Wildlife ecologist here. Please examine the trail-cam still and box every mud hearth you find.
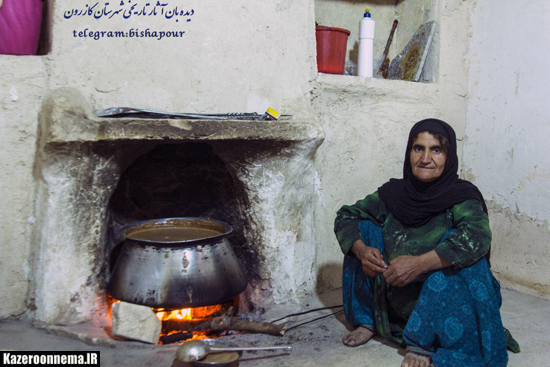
[30,88,324,325]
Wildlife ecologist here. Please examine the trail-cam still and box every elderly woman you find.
[334,119,518,367]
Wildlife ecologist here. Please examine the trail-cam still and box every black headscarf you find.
[378,118,487,227]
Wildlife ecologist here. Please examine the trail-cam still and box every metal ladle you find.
[175,340,292,362]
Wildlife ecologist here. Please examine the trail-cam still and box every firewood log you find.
[162,316,285,336]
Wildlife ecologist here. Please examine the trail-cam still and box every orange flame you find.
[154,304,224,322]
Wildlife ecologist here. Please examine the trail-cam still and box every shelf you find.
[41,88,324,145]
[314,72,437,100]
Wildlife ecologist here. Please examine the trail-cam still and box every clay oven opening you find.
[104,143,254,341]
[105,143,253,293]
[106,143,245,253]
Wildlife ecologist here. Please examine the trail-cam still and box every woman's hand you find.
[383,251,452,287]
[351,239,388,277]
[383,256,424,287]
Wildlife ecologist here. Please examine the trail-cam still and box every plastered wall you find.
[463,0,550,297]
[1,0,318,319]
[0,58,47,318]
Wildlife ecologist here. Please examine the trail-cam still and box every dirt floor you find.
[0,288,548,367]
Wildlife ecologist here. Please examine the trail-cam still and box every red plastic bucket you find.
[315,25,350,74]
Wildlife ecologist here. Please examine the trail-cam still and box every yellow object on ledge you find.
[266,107,281,120]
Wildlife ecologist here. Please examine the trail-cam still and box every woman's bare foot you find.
[401,352,431,367]
[342,326,374,347]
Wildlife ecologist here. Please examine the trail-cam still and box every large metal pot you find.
[107,217,247,309]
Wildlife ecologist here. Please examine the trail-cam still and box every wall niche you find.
[314,0,439,82]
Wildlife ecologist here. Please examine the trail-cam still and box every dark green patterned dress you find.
[335,191,491,322]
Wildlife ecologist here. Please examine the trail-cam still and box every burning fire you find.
[109,299,233,344]
[155,308,192,321]
[154,304,224,322]
[153,304,227,342]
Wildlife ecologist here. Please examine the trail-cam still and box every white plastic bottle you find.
[357,8,375,77]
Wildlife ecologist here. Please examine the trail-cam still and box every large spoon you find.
[175,339,292,362]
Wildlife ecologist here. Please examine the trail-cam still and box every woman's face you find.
[409,132,447,182]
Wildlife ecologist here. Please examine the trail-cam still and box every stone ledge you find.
[40,88,324,145]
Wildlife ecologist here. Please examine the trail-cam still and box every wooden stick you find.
[377,20,399,78]
[162,316,286,336]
